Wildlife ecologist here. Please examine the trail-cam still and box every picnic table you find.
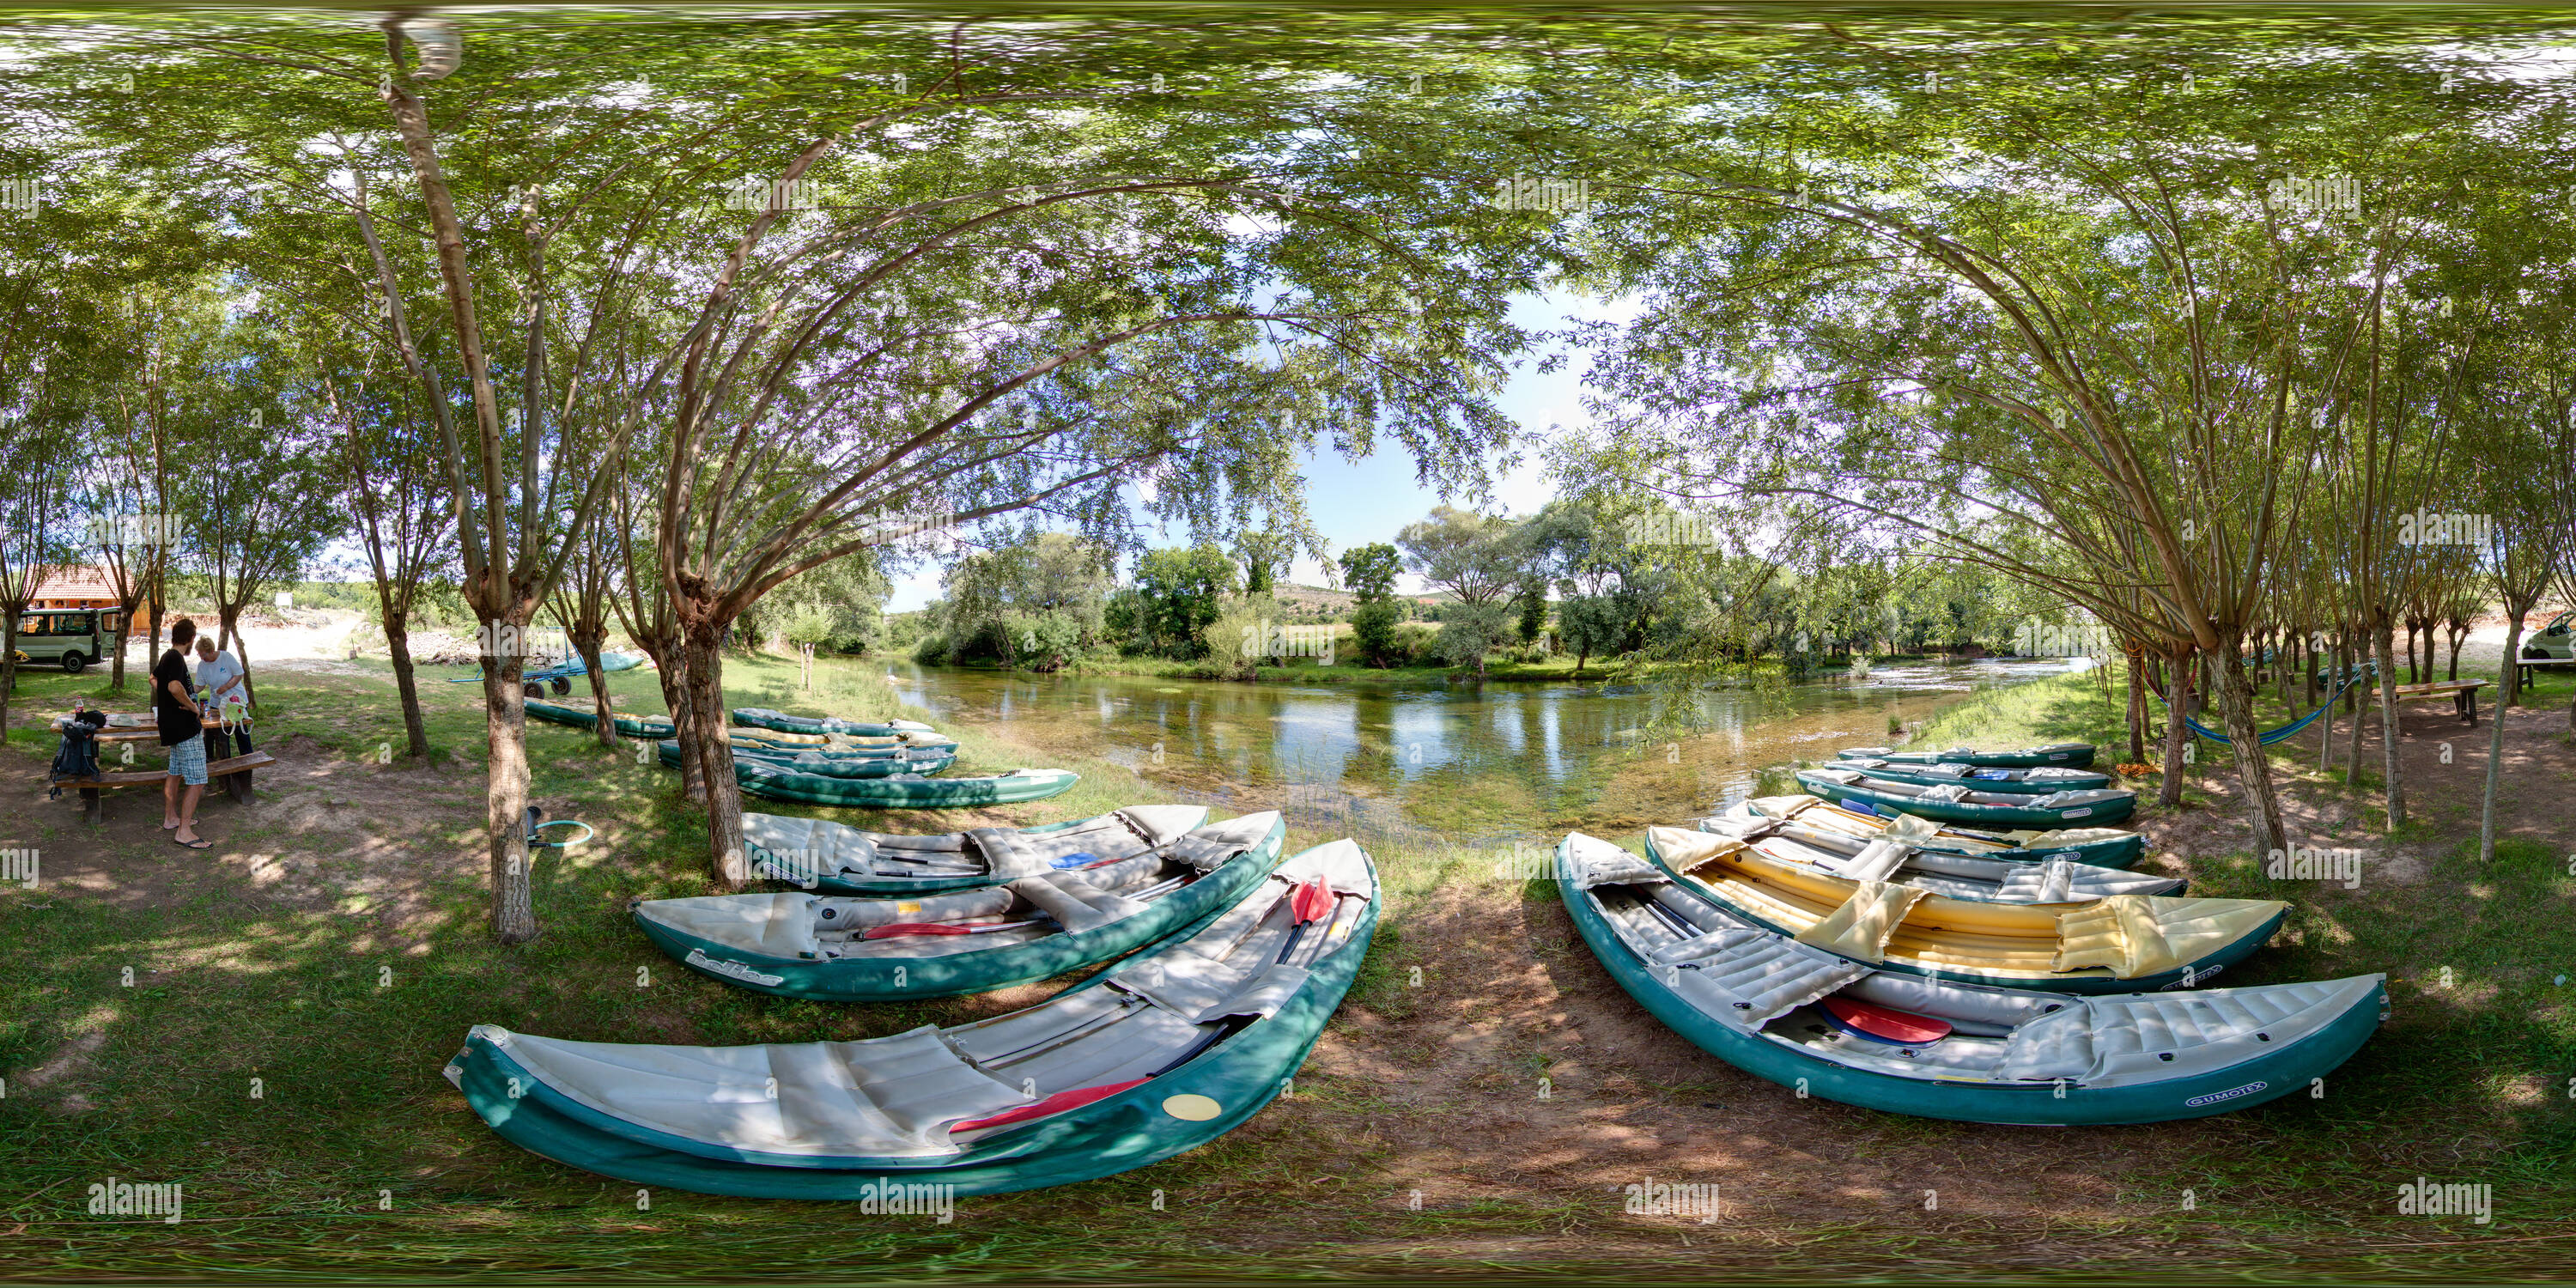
[48,712,277,823]
[2390,678,2488,727]
[2511,657,2576,690]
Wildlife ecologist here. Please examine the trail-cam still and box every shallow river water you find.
[879,658,2087,848]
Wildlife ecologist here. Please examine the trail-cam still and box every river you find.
[874,658,2087,848]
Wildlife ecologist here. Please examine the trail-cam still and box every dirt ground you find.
[16,683,2573,1271]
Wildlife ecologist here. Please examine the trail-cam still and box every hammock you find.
[2154,664,2375,745]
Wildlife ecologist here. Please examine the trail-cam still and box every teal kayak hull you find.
[659,739,957,784]
[636,817,1286,1000]
[742,762,1078,808]
[1553,837,2384,1126]
[1797,770,2136,827]
[746,808,1212,896]
[526,698,675,739]
[733,708,939,738]
[1838,743,2098,769]
[445,845,1379,1196]
[1826,762,2115,794]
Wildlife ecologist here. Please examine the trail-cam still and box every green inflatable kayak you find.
[1716,795,2147,869]
[1797,767,2136,826]
[1838,741,2098,769]
[744,805,1213,894]
[1695,814,2182,902]
[733,707,940,738]
[525,698,676,739]
[737,765,1078,809]
[443,837,1379,1196]
[635,812,1285,1000]
[657,739,957,784]
[1820,758,2114,795]
[1555,832,2385,1125]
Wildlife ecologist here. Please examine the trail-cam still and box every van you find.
[15,609,109,673]
[2525,609,2574,661]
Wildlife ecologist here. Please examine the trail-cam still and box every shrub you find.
[911,632,951,665]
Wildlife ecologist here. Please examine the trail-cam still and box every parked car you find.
[14,609,109,673]
[2524,608,2573,661]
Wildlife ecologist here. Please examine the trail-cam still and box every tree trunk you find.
[477,635,538,945]
[2213,641,2288,862]
[0,622,16,743]
[2124,641,2147,762]
[2372,622,2407,831]
[575,631,619,750]
[642,635,705,804]
[110,597,137,692]
[2159,654,2190,807]
[683,621,750,887]
[2480,614,2523,863]
[385,611,431,759]
[217,605,258,708]
[2445,627,2463,681]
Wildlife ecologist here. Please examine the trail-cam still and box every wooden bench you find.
[60,752,276,823]
[2511,657,2576,690]
[2391,678,2488,726]
[48,712,277,822]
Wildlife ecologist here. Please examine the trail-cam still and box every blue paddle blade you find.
[1048,851,1102,870]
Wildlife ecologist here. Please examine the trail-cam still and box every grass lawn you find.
[0,650,2569,1278]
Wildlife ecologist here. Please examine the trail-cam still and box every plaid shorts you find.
[166,733,208,787]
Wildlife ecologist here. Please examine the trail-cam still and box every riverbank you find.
[1030,649,1951,684]
[2,653,2567,1277]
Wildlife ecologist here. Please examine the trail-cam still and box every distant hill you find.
[1273,582,1454,613]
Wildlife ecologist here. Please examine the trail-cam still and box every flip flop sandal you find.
[173,837,211,850]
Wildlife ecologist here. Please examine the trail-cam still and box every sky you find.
[883,289,1631,611]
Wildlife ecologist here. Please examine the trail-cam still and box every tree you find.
[1233,530,1291,596]
[1134,546,1238,658]
[942,533,1109,670]
[1336,543,1402,666]
[318,349,452,759]
[1396,507,1522,608]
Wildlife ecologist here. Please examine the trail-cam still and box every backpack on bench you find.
[48,709,108,799]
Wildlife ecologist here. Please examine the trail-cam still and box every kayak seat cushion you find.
[1646,924,1869,1028]
[1916,784,1971,803]
[1005,872,1151,933]
[1821,995,1954,1045]
[1835,838,1911,884]
[2054,895,2287,977]
[1880,812,1942,842]
[969,828,1062,879]
[1793,879,1931,963]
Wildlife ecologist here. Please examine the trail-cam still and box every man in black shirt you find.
[156,617,210,848]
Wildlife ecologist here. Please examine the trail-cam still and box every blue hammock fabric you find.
[2155,665,2375,745]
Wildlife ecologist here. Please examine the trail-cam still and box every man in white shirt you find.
[194,634,252,755]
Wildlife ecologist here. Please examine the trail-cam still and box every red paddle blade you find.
[1290,875,1335,925]
[1821,995,1954,1044]
[950,1078,1151,1133]
[862,921,976,939]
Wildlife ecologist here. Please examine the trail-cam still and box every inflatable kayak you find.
[738,764,1078,809]
[1555,832,2384,1125]
[1838,741,2097,769]
[1797,767,2136,826]
[744,806,1212,894]
[1820,758,2114,795]
[1715,795,2146,869]
[1696,815,2182,902]
[1639,827,2285,993]
[445,837,1378,1196]
[658,740,957,782]
[525,698,675,739]
[734,708,939,738]
[635,812,1285,1000]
